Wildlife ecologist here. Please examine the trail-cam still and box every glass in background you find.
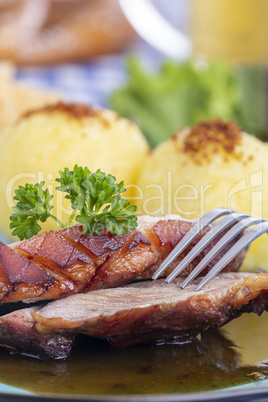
[191,0,268,139]
[191,0,268,64]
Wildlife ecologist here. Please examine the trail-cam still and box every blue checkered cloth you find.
[15,41,163,107]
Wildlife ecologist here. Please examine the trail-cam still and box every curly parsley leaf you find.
[9,182,54,240]
[10,166,138,240]
[57,165,138,236]
[55,165,90,208]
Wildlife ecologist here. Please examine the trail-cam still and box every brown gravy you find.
[0,312,267,397]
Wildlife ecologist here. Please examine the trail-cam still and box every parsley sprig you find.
[10,165,138,240]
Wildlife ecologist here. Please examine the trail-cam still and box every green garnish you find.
[110,57,256,147]
[10,182,56,240]
[10,165,137,240]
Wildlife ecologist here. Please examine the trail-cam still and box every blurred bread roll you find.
[0,0,136,65]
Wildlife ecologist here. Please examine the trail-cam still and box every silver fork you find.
[152,208,268,291]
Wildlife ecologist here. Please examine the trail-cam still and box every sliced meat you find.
[0,306,74,359]
[33,272,268,349]
[0,238,96,303]
[83,231,154,291]
[0,215,246,303]
[0,226,155,303]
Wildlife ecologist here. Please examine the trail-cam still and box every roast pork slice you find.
[33,272,268,349]
[0,215,246,303]
[0,226,155,303]
[0,306,74,359]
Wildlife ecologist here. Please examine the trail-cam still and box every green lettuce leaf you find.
[109,57,253,147]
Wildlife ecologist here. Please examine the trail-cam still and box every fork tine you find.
[152,208,233,280]
[164,212,248,284]
[180,216,263,289]
[194,220,268,292]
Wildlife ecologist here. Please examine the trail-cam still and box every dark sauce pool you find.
[0,312,267,398]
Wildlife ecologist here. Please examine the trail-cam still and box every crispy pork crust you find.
[0,226,155,303]
[33,273,268,349]
[0,216,246,303]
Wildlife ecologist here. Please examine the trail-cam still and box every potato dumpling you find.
[136,119,268,271]
[0,62,59,133]
[0,102,149,238]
